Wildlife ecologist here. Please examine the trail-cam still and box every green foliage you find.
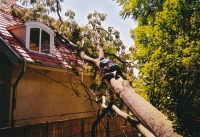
[114,0,166,25]
[20,0,62,13]
[127,0,200,135]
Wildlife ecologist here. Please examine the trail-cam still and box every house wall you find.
[12,65,98,126]
[0,54,13,128]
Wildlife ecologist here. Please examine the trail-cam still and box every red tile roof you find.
[0,9,84,69]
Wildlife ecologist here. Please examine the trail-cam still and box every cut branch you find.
[79,51,100,68]
[101,95,155,137]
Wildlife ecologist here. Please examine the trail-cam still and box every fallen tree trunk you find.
[110,77,181,137]
[75,41,182,136]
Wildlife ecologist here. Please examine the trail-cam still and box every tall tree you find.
[117,0,200,136]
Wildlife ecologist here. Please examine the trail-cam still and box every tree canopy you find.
[115,0,165,25]
[115,0,200,136]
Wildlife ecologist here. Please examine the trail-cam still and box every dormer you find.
[25,21,54,54]
[7,21,54,55]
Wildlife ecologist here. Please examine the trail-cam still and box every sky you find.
[53,0,137,47]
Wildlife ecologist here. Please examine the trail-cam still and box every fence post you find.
[106,119,110,137]
[81,119,84,137]
[24,125,27,137]
[45,121,48,137]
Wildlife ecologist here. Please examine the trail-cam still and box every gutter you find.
[11,62,26,127]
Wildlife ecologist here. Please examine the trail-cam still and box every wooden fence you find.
[0,116,139,137]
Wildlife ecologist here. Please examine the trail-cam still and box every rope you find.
[81,39,84,82]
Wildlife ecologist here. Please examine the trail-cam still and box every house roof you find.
[0,8,84,70]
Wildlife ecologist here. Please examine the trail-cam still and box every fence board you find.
[0,116,139,137]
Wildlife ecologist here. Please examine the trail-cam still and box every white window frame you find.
[25,21,54,54]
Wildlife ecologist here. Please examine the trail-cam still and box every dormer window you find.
[25,21,54,54]
[30,28,50,53]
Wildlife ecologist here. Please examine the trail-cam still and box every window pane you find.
[30,28,40,52]
[41,30,50,53]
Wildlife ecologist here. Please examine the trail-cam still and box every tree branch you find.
[56,0,63,28]
[101,95,155,137]
[104,52,132,64]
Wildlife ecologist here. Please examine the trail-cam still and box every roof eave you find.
[26,63,91,75]
[7,24,25,30]
[0,36,21,64]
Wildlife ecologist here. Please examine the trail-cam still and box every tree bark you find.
[110,77,182,137]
